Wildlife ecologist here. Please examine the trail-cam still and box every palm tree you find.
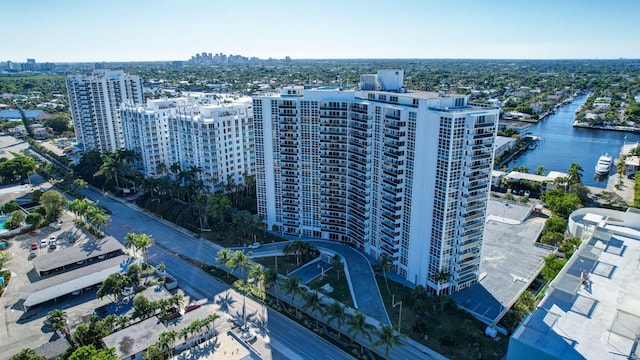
[11,348,45,360]
[325,302,346,340]
[215,249,232,278]
[346,311,376,353]
[67,198,87,221]
[302,290,323,327]
[136,233,154,267]
[567,162,584,184]
[124,232,154,266]
[371,324,403,360]
[435,270,451,296]
[226,250,250,280]
[332,254,343,281]
[264,268,280,304]
[97,153,119,188]
[283,239,309,266]
[377,253,393,295]
[169,162,181,180]
[226,250,252,328]
[124,232,139,257]
[193,192,209,230]
[281,276,305,315]
[169,294,183,310]
[156,162,167,176]
[553,175,569,191]
[87,210,109,234]
[248,264,266,293]
[535,166,545,175]
[47,309,71,344]
[115,315,130,330]
[204,313,220,335]
[157,330,177,357]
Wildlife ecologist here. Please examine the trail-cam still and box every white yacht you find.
[595,154,613,176]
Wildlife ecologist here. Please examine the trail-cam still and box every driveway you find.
[251,239,390,326]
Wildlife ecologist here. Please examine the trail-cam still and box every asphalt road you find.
[79,188,354,360]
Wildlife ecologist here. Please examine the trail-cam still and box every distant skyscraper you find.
[253,70,499,293]
[120,95,255,192]
[66,70,143,153]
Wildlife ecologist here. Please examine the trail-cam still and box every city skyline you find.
[3,0,640,62]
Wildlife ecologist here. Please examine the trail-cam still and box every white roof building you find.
[121,95,255,192]
[507,207,640,360]
[253,70,500,293]
[66,70,143,153]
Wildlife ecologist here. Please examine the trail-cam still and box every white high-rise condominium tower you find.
[66,70,143,153]
[120,96,255,192]
[254,70,499,293]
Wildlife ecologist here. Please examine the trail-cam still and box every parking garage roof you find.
[21,255,135,308]
[33,236,124,275]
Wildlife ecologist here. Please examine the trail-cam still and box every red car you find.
[30,242,38,250]
[184,302,201,312]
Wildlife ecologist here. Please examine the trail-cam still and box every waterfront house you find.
[498,120,532,136]
[494,136,517,158]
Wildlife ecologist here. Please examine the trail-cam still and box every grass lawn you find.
[254,255,300,276]
[307,267,354,308]
[378,277,508,360]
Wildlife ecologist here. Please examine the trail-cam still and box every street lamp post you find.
[392,293,403,334]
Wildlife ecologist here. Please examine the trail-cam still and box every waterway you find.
[507,95,640,188]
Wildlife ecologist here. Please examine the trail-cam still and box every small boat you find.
[595,154,613,176]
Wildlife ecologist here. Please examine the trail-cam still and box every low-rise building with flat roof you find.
[499,119,532,136]
[32,236,124,276]
[494,136,517,158]
[103,317,166,360]
[33,338,70,360]
[507,207,640,360]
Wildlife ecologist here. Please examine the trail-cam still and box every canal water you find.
[507,95,640,188]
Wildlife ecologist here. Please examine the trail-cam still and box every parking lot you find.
[0,209,115,357]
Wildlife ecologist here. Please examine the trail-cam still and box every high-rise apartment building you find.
[254,70,499,293]
[66,70,143,153]
[120,96,255,192]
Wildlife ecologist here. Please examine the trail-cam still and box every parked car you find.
[40,239,48,248]
[248,242,261,249]
[30,242,38,250]
[184,302,201,312]
[29,250,37,258]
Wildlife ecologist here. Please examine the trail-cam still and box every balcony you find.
[459,239,482,252]
[461,256,481,267]
[463,221,483,233]
[458,251,480,261]
[461,227,483,240]
[465,210,485,221]
[474,121,495,129]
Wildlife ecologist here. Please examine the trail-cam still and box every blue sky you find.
[3,0,639,62]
